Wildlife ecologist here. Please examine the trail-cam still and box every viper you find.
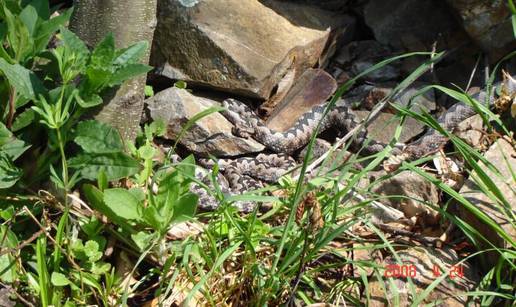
[180,74,515,212]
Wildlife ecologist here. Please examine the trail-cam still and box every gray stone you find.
[355,111,426,145]
[447,0,516,59]
[152,0,352,99]
[371,170,440,219]
[334,40,400,82]
[0,286,15,307]
[351,61,400,82]
[458,138,516,264]
[455,114,483,148]
[364,0,458,49]
[351,82,436,144]
[368,247,479,306]
[146,87,264,156]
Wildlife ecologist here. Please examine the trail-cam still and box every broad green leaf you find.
[175,154,196,180]
[82,184,135,234]
[97,170,108,191]
[74,120,124,153]
[19,4,38,36]
[142,205,162,230]
[90,32,115,68]
[148,119,166,137]
[138,144,155,160]
[108,63,152,86]
[3,5,32,61]
[75,93,102,108]
[0,206,15,220]
[51,272,71,287]
[0,44,12,63]
[90,261,110,275]
[0,226,18,282]
[59,25,88,57]
[155,171,181,212]
[128,187,146,202]
[11,108,35,131]
[0,151,22,188]
[68,152,140,181]
[0,58,45,100]
[28,0,50,20]
[103,188,142,221]
[79,217,103,238]
[85,66,113,91]
[171,193,198,224]
[0,123,30,159]
[114,41,148,65]
[70,271,102,293]
[131,231,157,251]
[1,138,30,160]
[0,122,11,145]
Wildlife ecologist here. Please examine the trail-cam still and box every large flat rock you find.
[457,138,516,264]
[151,0,352,99]
[146,87,264,156]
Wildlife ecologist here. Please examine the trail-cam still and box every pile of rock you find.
[147,0,514,157]
[144,2,515,304]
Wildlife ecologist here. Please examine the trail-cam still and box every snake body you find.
[184,76,514,212]
[222,98,390,155]
[395,77,514,163]
[181,154,296,212]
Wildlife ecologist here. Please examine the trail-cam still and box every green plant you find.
[0,2,151,193]
[0,1,155,305]
[0,0,515,305]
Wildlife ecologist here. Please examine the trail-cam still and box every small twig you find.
[0,228,45,257]
[465,54,482,92]
[430,39,438,73]
[351,191,409,224]
[6,86,16,129]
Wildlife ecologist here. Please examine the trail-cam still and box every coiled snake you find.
[182,75,515,212]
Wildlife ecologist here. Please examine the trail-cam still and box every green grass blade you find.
[184,242,241,304]
[37,235,50,307]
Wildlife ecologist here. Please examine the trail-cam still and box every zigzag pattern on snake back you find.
[174,153,297,212]
[222,98,393,155]
[177,74,514,212]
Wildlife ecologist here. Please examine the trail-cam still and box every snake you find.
[180,74,515,212]
[169,153,296,212]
